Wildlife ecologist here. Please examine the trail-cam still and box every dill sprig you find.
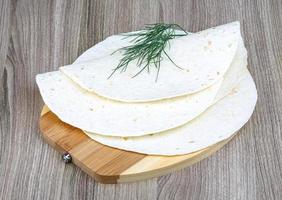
[108,23,188,80]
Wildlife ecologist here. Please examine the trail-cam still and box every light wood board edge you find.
[118,136,234,183]
[40,105,237,183]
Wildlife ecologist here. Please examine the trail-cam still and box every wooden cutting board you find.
[40,105,235,184]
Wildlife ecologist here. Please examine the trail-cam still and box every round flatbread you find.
[36,32,246,137]
[36,72,222,137]
[86,70,257,155]
[60,22,241,102]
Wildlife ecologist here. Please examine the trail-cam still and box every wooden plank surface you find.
[0,0,281,199]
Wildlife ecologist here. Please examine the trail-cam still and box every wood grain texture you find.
[0,0,281,199]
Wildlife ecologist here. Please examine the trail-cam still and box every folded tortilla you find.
[60,22,241,102]
[85,69,257,155]
[36,36,246,137]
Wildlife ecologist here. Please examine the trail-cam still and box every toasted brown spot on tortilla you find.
[208,40,212,46]
[230,88,238,95]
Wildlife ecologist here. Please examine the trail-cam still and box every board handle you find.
[62,152,72,163]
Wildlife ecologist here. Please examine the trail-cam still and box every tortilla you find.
[60,21,241,102]
[36,72,222,137]
[85,69,257,155]
[36,32,246,137]
[73,30,186,64]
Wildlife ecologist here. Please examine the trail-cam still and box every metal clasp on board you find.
[62,152,72,163]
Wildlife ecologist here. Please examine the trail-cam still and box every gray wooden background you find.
[0,0,281,199]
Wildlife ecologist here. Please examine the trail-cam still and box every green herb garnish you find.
[108,23,188,81]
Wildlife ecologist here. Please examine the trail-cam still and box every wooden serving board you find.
[40,105,235,184]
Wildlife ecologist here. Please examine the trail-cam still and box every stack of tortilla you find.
[36,21,257,156]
